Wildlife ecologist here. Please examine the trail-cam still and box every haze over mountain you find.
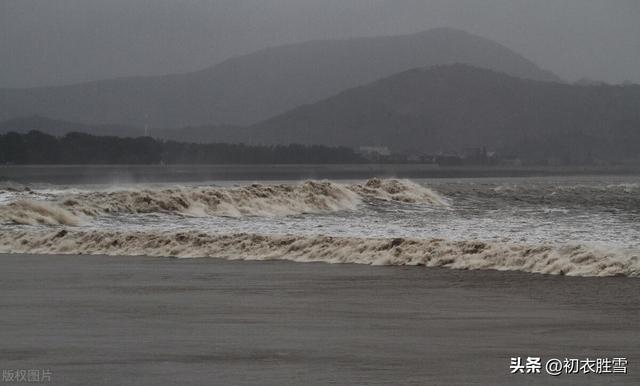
[0,116,239,144]
[0,28,559,128]
[0,117,140,138]
[4,64,638,164]
[3,0,639,87]
[248,64,640,162]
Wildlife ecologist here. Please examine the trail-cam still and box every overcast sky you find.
[1,0,639,87]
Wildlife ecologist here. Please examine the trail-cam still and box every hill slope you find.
[250,64,640,162]
[0,28,559,128]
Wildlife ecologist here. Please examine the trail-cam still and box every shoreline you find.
[2,164,640,184]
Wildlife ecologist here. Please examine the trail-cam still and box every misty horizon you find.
[2,0,639,88]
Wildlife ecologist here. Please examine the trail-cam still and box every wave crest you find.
[1,229,637,277]
[0,179,446,225]
[61,180,363,218]
[350,178,449,205]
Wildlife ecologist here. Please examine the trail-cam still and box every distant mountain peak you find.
[414,26,472,35]
[250,63,640,162]
[0,28,560,128]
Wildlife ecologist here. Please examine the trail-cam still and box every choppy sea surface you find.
[1,175,639,277]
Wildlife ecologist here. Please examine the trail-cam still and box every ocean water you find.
[1,175,639,277]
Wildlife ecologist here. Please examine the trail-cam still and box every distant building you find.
[357,146,392,162]
[358,146,391,157]
[498,154,522,167]
[461,147,489,165]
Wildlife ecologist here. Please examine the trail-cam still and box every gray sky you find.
[1,0,639,87]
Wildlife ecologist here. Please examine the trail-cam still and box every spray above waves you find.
[1,229,637,278]
[0,179,448,225]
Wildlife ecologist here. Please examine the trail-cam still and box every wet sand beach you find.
[1,254,638,385]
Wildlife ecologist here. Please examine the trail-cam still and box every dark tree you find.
[0,131,366,165]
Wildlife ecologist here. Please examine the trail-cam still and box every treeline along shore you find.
[3,130,640,168]
[0,131,366,165]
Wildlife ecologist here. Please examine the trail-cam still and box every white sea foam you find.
[0,179,447,225]
[1,229,637,278]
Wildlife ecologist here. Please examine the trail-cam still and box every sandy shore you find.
[0,254,638,385]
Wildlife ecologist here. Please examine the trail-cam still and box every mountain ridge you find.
[247,64,640,162]
[3,64,638,164]
[0,28,560,128]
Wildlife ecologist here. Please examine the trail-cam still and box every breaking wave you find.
[1,229,637,278]
[351,178,449,206]
[0,179,447,225]
[0,201,85,226]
